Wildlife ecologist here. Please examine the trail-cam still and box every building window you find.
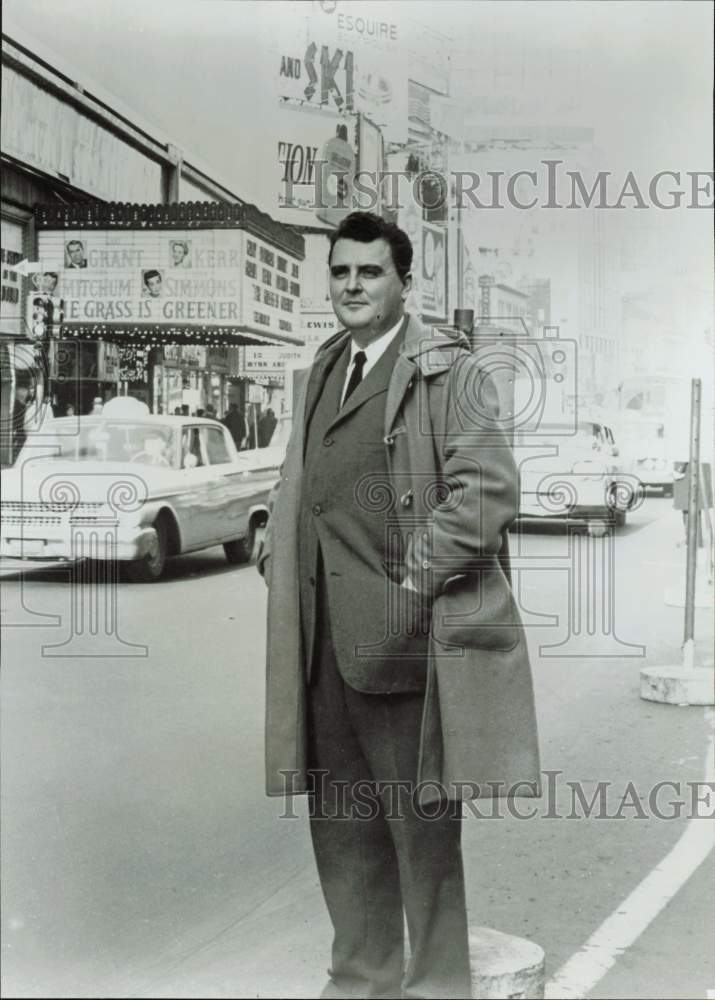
[1,213,30,338]
[259,246,275,267]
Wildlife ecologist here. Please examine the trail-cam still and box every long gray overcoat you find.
[259,314,540,802]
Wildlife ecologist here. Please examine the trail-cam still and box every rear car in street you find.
[515,420,638,533]
[613,418,675,496]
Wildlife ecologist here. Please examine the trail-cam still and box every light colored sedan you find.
[1,410,284,582]
[515,420,638,533]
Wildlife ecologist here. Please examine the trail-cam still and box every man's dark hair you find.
[67,240,84,252]
[143,269,161,285]
[328,212,413,284]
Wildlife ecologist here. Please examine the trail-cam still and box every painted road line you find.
[545,728,715,1000]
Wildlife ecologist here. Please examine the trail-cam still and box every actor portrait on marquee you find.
[141,268,164,297]
[65,239,87,268]
[170,239,192,268]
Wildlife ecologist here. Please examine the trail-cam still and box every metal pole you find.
[683,378,702,666]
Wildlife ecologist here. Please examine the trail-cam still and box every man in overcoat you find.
[259,212,540,999]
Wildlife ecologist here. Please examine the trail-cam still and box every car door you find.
[196,424,245,544]
[204,425,283,544]
[175,424,215,548]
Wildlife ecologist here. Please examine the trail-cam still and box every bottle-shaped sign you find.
[316,124,355,228]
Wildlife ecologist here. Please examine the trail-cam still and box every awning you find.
[57,323,305,349]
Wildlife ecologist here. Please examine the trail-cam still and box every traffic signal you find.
[28,295,53,342]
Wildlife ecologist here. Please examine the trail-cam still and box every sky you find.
[3,0,712,206]
[3,0,713,331]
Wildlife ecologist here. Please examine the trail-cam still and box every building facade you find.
[0,29,305,463]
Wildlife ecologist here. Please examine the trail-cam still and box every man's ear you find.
[401,273,412,299]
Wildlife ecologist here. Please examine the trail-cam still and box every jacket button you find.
[323,437,333,447]
[309,576,316,587]
[383,434,394,445]
[312,503,323,516]
[400,490,413,507]
[422,560,432,570]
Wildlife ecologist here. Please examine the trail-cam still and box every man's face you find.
[146,275,162,297]
[68,243,84,265]
[329,238,410,344]
[171,243,185,264]
[41,274,58,294]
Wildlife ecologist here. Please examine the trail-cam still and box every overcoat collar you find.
[306,312,470,437]
[302,334,349,434]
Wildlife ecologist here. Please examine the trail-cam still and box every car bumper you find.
[0,524,157,562]
[519,478,612,518]
[638,474,673,489]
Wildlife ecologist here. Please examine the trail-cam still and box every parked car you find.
[1,409,285,581]
[515,420,636,532]
[612,419,674,496]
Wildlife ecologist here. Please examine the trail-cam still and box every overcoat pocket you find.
[431,562,519,652]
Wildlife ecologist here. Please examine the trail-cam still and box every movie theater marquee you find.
[34,202,305,347]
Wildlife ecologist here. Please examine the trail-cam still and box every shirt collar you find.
[348,316,405,367]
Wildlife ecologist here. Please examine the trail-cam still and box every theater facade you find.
[1,28,304,461]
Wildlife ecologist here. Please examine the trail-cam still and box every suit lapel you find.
[303,334,350,435]
[328,318,408,432]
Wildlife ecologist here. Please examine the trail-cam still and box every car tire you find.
[125,515,169,582]
[224,521,265,565]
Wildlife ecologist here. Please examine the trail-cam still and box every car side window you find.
[181,427,204,467]
[204,426,232,465]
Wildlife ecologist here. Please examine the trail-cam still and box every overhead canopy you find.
[34,200,306,349]
[58,323,306,349]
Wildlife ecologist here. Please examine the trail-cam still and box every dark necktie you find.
[342,350,366,405]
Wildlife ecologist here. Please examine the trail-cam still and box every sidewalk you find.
[128,510,713,1000]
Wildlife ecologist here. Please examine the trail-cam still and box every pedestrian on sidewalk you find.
[258,212,540,1000]
[222,402,246,450]
[11,369,34,464]
[257,407,277,447]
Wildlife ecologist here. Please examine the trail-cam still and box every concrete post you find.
[469,925,545,999]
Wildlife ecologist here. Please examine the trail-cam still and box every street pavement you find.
[1,497,713,999]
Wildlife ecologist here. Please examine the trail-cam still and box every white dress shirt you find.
[340,317,404,406]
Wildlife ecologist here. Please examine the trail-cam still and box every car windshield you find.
[514,422,603,450]
[615,423,666,454]
[19,420,180,468]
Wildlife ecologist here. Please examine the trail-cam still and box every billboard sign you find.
[420,223,447,322]
[275,4,407,144]
[241,344,312,378]
[36,227,303,343]
[277,109,349,222]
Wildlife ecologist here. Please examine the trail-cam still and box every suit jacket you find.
[298,321,431,692]
[260,313,541,802]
